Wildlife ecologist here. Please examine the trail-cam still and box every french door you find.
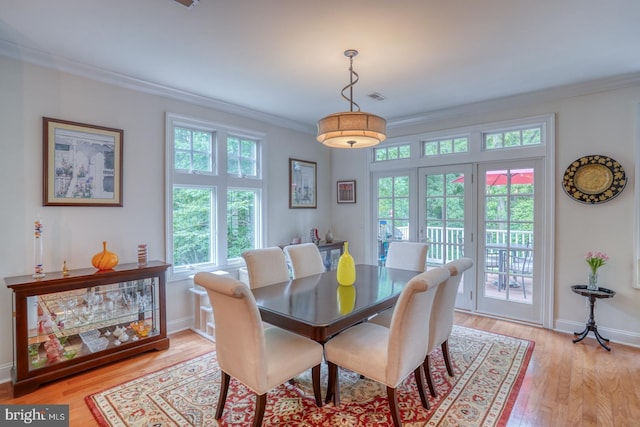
[418,165,474,310]
[475,160,543,323]
[417,161,544,323]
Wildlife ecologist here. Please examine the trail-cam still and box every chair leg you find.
[442,340,454,377]
[414,365,430,410]
[311,364,322,407]
[325,361,338,405]
[423,355,437,397]
[215,371,230,419]
[387,386,402,427]
[252,393,267,427]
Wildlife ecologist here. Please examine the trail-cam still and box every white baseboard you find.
[0,362,12,385]
[167,316,194,335]
[554,318,640,349]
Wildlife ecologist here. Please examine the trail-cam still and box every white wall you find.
[330,85,640,346]
[3,52,640,386]
[0,55,329,383]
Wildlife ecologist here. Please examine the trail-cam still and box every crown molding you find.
[3,39,639,135]
[0,39,315,134]
[387,72,640,129]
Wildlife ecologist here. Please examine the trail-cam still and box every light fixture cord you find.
[341,54,360,113]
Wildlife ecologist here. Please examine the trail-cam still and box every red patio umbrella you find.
[453,168,533,185]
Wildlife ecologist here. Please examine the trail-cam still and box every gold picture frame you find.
[43,117,123,206]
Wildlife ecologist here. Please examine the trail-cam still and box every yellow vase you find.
[336,242,356,286]
[337,285,356,314]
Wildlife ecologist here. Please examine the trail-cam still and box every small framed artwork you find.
[43,117,123,206]
[289,158,317,208]
[337,180,357,204]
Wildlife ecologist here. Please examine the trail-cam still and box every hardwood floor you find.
[1,312,639,426]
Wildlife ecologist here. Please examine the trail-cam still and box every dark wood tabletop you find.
[251,264,420,343]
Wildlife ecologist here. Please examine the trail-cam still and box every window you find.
[166,113,264,280]
[374,144,411,162]
[422,137,468,157]
[484,126,541,150]
[376,174,411,264]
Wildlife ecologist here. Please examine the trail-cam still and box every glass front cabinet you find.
[4,261,170,397]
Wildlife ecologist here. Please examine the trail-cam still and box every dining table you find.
[251,264,421,343]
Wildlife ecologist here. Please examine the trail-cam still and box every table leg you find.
[572,326,589,343]
[593,326,611,351]
[572,295,611,351]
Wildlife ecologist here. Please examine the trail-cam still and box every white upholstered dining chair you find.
[369,257,474,397]
[241,247,290,288]
[283,243,325,279]
[323,267,450,427]
[194,272,324,427]
[384,241,429,272]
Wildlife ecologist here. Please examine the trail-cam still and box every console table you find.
[279,241,345,271]
[571,284,615,351]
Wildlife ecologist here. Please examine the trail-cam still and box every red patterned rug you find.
[86,326,533,426]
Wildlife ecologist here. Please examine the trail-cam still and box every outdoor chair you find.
[509,250,532,299]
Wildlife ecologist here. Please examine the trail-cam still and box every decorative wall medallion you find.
[562,155,626,204]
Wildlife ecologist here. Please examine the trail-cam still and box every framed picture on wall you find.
[289,158,317,208]
[337,180,356,204]
[43,117,123,206]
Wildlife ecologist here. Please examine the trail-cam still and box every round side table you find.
[571,285,615,351]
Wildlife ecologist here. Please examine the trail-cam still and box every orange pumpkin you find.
[92,241,119,270]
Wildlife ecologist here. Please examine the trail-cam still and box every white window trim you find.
[368,113,555,328]
[165,112,266,281]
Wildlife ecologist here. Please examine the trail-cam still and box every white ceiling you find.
[2,0,640,133]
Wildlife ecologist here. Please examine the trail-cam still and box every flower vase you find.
[587,271,598,291]
[33,220,45,279]
[336,242,356,286]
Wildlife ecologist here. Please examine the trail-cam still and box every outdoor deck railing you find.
[381,226,532,264]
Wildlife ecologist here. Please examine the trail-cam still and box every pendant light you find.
[317,49,386,148]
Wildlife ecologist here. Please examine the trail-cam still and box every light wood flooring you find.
[1,312,639,426]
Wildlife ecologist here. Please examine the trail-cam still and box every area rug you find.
[86,326,533,426]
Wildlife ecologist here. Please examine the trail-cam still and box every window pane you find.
[388,147,399,160]
[192,153,210,171]
[394,198,410,218]
[375,148,387,161]
[378,198,393,217]
[228,137,258,177]
[174,127,191,150]
[423,141,438,156]
[378,177,393,197]
[227,189,257,259]
[440,139,453,154]
[173,187,213,267]
[454,137,468,152]
[486,133,502,149]
[523,128,541,145]
[399,145,411,158]
[192,131,212,152]
[175,152,191,170]
[394,176,409,197]
[504,131,521,147]
[174,127,212,172]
